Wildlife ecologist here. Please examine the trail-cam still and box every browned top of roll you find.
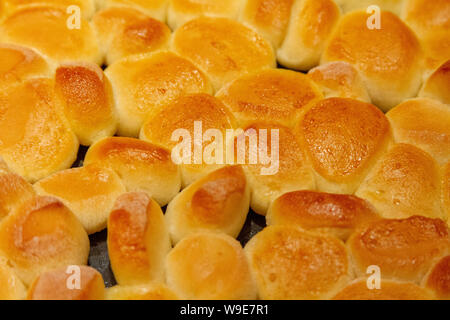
[387,98,450,165]
[0,170,35,220]
[298,98,391,183]
[323,11,421,83]
[0,43,52,83]
[348,216,450,283]
[140,93,236,150]
[245,226,350,299]
[424,255,450,299]
[0,5,101,63]
[172,16,275,91]
[333,279,435,300]
[27,266,105,300]
[0,196,90,285]
[268,191,379,230]
[216,69,322,128]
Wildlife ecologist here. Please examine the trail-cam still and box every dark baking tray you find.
[74,146,266,288]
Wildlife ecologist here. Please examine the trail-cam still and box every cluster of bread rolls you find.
[0,0,448,300]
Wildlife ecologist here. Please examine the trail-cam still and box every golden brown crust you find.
[105,51,212,137]
[267,191,379,240]
[387,98,450,166]
[140,93,236,187]
[140,93,236,151]
[322,11,422,111]
[0,170,35,221]
[241,122,315,215]
[0,5,101,64]
[106,284,179,300]
[348,216,450,283]
[108,192,171,285]
[171,17,276,91]
[419,60,450,105]
[165,166,250,244]
[166,232,257,300]
[278,0,341,70]
[0,196,90,285]
[27,266,105,300]
[297,98,391,194]
[245,226,351,300]
[100,0,168,21]
[0,78,79,182]
[333,279,435,300]
[55,62,117,146]
[216,69,323,128]
[0,43,53,84]
[84,137,181,206]
[168,0,243,30]
[93,7,171,65]
[402,0,450,71]
[308,61,371,102]
[356,144,444,220]
[239,0,294,48]
[423,255,450,300]
[34,164,126,234]
[3,0,96,18]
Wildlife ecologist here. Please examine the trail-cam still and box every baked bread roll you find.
[106,284,178,300]
[0,5,101,64]
[241,122,315,215]
[140,93,236,187]
[84,137,181,206]
[419,60,450,106]
[239,0,294,49]
[322,11,423,111]
[171,17,276,91]
[333,279,435,300]
[245,226,351,300]
[216,69,323,128]
[34,164,126,235]
[402,0,450,72]
[334,0,404,15]
[277,0,341,71]
[0,256,27,300]
[0,43,53,85]
[166,232,257,300]
[0,78,79,182]
[0,167,35,222]
[356,143,444,220]
[105,51,212,137]
[267,191,379,241]
[0,196,90,285]
[348,216,450,284]
[296,98,392,194]
[55,62,117,146]
[423,255,450,300]
[108,192,171,285]
[27,266,105,300]
[308,61,371,102]
[92,7,171,65]
[167,0,243,30]
[98,0,168,21]
[2,0,96,19]
[387,98,450,165]
[166,166,250,244]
